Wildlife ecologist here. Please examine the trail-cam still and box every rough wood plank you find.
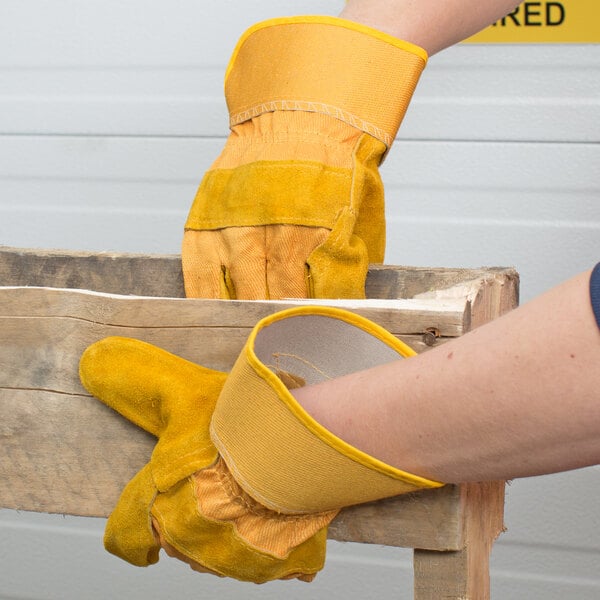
[0,246,519,304]
[0,247,517,565]
[0,287,472,398]
[0,284,487,553]
[0,246,186,298]
[0,285,471,333]
[0,285,475,550]
[413,481,505,600]
[0,309,438,391]
[416,272,520,330]
[367,263,519,304]
[0,389,153,516]
[0,387,464,551]
[328,484,465,551]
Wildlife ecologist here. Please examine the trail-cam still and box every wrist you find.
[225,16,427,148]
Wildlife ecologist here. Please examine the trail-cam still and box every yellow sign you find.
[465,0,599,43]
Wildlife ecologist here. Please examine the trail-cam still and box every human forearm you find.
[293,269,600,483]
[340,0,522,54]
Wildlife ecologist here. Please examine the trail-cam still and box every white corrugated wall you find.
[1,1,598,598]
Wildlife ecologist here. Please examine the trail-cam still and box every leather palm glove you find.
[182,16,428,299]
[79,337,328,583]
[79,307,442,583]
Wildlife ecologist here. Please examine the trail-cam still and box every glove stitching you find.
[266,352,333,382]
[156,443,215,464]
[212,159,350,174]
[226,135,355,148]
[209,457,327,524]
[188,217,336,228]
[151,444,216,484]
[153,479,299,565]
[229,100,392,146]
[326,209,359,252]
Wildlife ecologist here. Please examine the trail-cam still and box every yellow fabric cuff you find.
[225,16,427,147]
[211,307,443,515]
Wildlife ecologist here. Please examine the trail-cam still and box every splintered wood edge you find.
[0,286,472,333]
[412,481,506,599]
[0,286,471,395]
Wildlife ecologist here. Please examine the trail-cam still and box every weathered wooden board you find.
[0,245,519,306]
[0,288,471,392]
[0,247,518,598]
[0,246,187,298]
[0,385,478,551]
[0,285,477,550]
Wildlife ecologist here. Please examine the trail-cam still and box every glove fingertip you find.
[79,336,129,393]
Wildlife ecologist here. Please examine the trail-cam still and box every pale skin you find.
[208,1,600,484]
[283,1,600,483]
[293,269,600,483]
[340,0,522,55]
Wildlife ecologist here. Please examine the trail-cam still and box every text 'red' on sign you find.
[465,1,599,44]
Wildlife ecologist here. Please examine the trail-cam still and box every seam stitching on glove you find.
[154,478,311,565]
[230,100,392,146]
[205,458,327,524]
[266,352,332,382]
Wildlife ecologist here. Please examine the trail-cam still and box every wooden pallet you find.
[0,246,519,599]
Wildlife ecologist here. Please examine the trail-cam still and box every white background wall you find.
[1,1,598,598]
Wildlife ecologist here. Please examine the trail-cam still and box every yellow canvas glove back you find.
[182,16,428,299]
[79,337,327,583]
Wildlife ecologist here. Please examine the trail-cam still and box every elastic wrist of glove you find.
[225,16,428,148]
[211,307,443,515]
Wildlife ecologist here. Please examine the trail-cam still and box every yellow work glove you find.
[79,337,327,583]
[207,307,443,518]
[182,16,428,299]
[79,307,443,582]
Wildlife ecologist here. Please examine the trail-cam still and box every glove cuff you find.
[225,16,427,147]
[211,306,443,515]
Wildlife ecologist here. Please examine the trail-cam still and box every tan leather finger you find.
[152,517,225,578]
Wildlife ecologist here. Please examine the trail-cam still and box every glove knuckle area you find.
[150,477,325,583]
[185,160,352,232]
[186,225,332,300]
[191,457,336,560]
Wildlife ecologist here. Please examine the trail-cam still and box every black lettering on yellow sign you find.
[493,2,565,27]
[465,0,597,43]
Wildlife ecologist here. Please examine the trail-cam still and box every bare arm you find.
[315,2,600,483]
[293,269,600,483]
[340,0,522,54]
